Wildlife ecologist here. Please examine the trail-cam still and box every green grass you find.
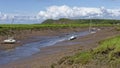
[58,51,92,65]
[0,23,113,30]
[115,25,120,31]
[58,35,120,66]
[43,18,120,24]
[94,36,120,63]
[0,19,119,31]
[0,23,113,35]
[68,51,92,65]
[0,24,85,35]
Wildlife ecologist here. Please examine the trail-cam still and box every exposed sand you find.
[0,27,120,68]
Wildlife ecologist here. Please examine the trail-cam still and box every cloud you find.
[0,5,120,24]
[0,12,39,24]
[0,12,8,20]
[0,12,38,20]
[38,5,120,20]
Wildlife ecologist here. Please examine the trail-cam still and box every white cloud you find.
[38,5,120,20]
[0,12,39,24]
[0,5,120,24]
[0,12,8,20]
[0,12,38,20]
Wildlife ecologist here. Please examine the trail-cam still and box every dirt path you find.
[0,27,120,68]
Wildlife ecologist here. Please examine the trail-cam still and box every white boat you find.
[3,18,16,44]
[97,28,101,31]
[3,37,16,44]
[90,28,96,34]
[68,35,77,40]
[90,31,96,34]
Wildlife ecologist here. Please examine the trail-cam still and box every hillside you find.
[42,18,120,24]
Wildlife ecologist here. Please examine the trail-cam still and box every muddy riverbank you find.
[0,27,120,68]
[0,27,88,50]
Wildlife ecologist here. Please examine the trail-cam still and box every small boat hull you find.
[90,31,96,34]
[69,36,77,40]
[3,39,16,44]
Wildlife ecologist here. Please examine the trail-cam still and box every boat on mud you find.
[3,37,16,44]
[68,35,77,40]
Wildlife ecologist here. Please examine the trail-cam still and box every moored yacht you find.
[68,35,77,40]
[3,37,16,44]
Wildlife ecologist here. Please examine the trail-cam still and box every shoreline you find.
[0,27,120,68]
[0,27,88,50]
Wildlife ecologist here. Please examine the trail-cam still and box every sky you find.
[0,0,120,24]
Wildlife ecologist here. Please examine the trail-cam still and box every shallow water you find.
[0,31,90,64]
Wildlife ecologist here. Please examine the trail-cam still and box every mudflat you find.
[0,27,119,68]
[0,28,88,50]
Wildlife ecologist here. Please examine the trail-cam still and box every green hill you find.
[42,18,120,24]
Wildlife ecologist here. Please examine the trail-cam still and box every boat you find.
[3,18,16,44]
[68,35,77,40]
[90,31,96,34]
[90,28,96,34]
[97,28,101,31]
[3,37,16,44]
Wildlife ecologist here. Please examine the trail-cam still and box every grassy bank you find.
[115,26,120,31]
[0,23,113,30]
[1,18,120,30]
[0,23,113,35]
[94,36,120,64]
[55,35,120,68]
[1,18,120,35]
